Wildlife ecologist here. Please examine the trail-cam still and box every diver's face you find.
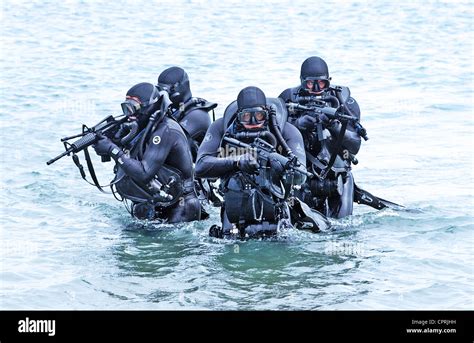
[121,96,142,120]
[306,80,327,94]
[238,107,267,130]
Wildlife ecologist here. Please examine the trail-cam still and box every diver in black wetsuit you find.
[196,86,328,238]
[93,82,201,223]
[279,57,363,218]
[280,56,398,218]
[279,56,362,162]
[157,67,216,161]
[157,67,220,207]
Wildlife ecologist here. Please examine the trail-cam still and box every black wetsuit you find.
[279,86,362,157]
[170,99,212,162]
[114,117,201,223]
[195,118,307,234]
[279,86,362,218]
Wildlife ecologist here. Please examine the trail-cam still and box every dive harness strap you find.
[71,147,115,193]
[305,150,328,174]
[172,97,218,122]
[83,147,105,192]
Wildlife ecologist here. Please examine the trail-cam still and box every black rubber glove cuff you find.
[110,147,124,160]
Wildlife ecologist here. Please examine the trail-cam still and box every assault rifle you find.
[46,114,130,166]
[289,96,368,141]
[223,136,312,178]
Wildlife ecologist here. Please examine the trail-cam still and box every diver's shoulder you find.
[279,86,299,101]
[157,117,186,135]
[329,85,355,100]
[208,117,224,128]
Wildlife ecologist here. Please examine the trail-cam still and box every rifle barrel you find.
[46,149,72,165]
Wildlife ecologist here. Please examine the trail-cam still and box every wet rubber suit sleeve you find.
[327,96,362,155]
[179,108,212,161]
[195,118,236,178]
[281,122,307,186]
[112,123,179,184]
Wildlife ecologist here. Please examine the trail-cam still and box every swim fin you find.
[289,197,331,232]
[353,183,403,210]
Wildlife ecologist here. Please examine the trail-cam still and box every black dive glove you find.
[268,152,286,176]
[93,136,122,159]
[295,115,316,131]
[236,153,259,174]
[268,152,307,186]
[317,112,330,125]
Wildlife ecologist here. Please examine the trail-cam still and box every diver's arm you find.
[281,123,307,185]
[115,125,175,184]
[195,119,237,178]
[181,108,212,162]
[327,122,362,155]
[327,97,362,155]
[282,123,307,165]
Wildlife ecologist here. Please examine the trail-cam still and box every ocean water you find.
[0,0,472,310]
